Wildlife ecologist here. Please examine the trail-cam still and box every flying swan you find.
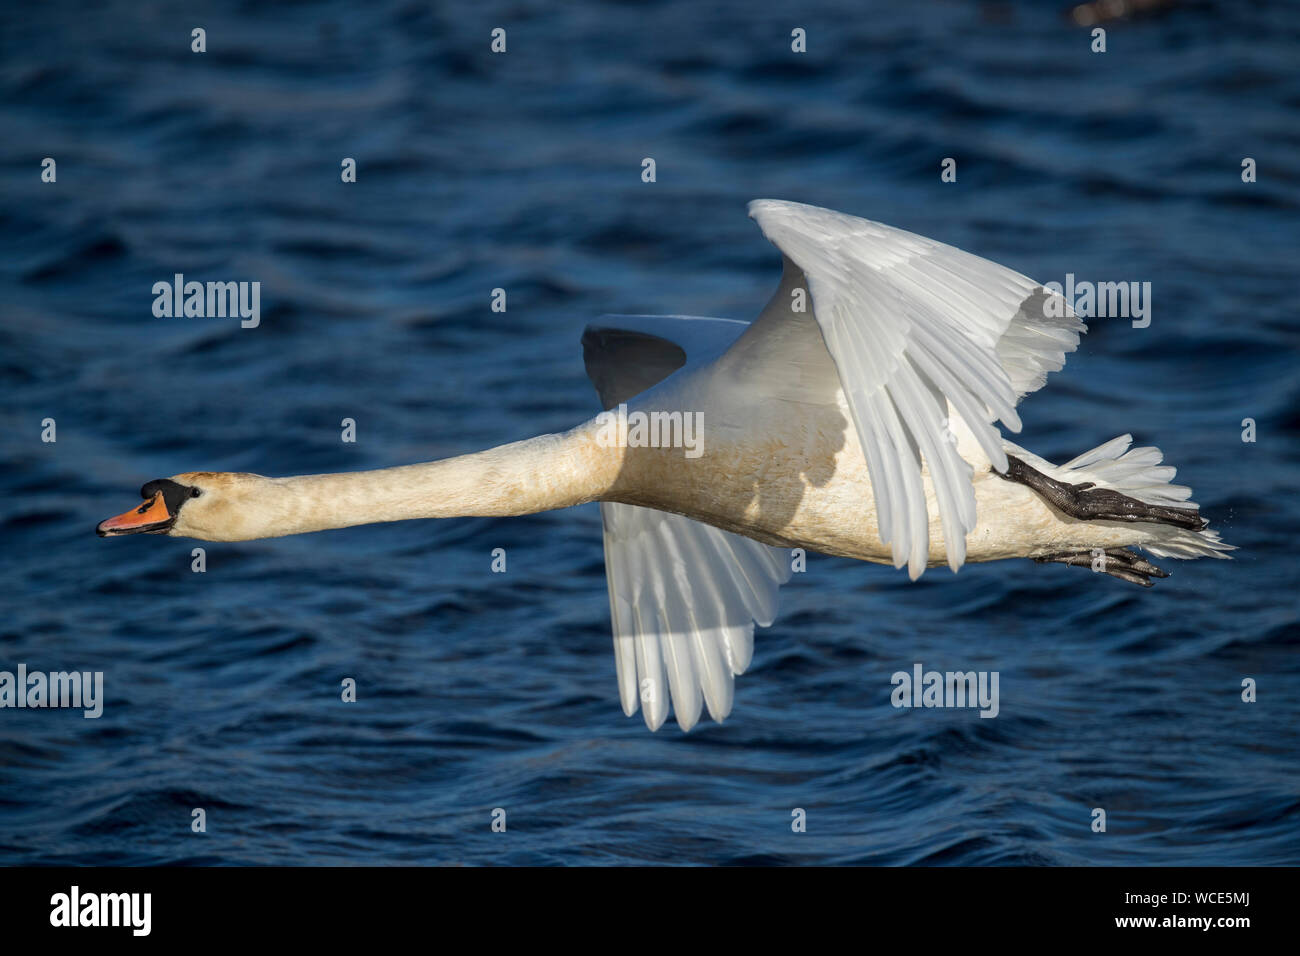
[99,200,1232,731]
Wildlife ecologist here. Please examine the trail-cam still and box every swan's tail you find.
[1004,434,1234,560]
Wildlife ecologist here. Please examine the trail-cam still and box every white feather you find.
[748,199,1083,578]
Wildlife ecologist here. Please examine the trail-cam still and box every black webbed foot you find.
[1033,548,1170,588]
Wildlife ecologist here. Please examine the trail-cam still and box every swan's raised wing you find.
[747,199,1083,579]
[583,315,792,731]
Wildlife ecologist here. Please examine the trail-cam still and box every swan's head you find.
[96,472,269,542]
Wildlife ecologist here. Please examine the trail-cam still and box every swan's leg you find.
[1032,548,1170,588]
[999,455,1208,531]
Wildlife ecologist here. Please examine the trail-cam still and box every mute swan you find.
[98,200,1232,731]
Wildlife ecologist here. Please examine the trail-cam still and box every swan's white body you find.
[104,201,1231,732]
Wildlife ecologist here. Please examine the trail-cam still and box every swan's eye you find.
[190,488,202,498]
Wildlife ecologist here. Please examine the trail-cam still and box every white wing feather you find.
[602,502,791,731]
[748,199,1082,579]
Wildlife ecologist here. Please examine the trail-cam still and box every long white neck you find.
[184,424,619,541]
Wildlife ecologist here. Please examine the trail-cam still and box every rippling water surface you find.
[1,0,1298,865]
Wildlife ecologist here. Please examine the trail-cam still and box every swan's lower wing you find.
[601,502,791,731]
[746,199,1083,579]
[583,315,789,732]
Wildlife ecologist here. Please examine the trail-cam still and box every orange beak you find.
[97,492,174,537]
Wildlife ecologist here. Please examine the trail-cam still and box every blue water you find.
[1,0,1298,866]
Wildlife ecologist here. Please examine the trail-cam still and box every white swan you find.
[99,200,1232,731]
